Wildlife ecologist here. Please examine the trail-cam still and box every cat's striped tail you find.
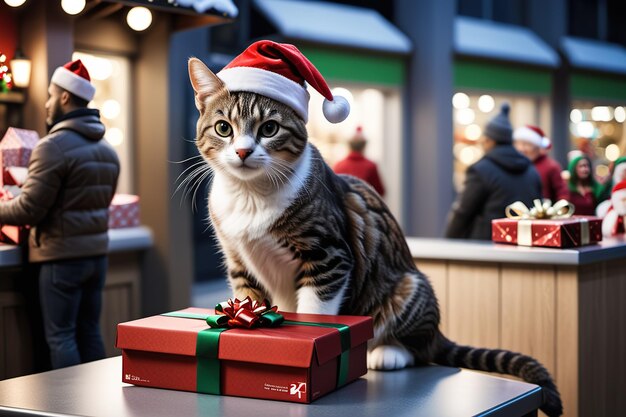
[433,338,563,417]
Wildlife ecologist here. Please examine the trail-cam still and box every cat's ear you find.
[188,57,224,112]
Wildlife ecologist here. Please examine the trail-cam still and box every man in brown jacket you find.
[0,59,120,369]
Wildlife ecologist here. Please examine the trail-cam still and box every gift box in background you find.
[492,215,602,248]
[0,187,28,245]
[116,305,373,403]
[0,224,29,245]
[3,166,28,187]
[0,128,38,187]
[109,194,140,229]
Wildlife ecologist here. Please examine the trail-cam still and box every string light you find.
[4,0,27,7]
[61,0,86,15]
[127,7,153,31]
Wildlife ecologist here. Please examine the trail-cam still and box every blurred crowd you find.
[443,102,625,240]
[333,103,626,241]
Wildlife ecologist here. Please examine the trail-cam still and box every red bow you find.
[214,297,279,329]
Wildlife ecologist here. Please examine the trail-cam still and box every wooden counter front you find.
[408,237,626,417]
[0,227,153,380]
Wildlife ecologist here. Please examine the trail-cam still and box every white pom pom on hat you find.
[216,40,350,124]
[513,125,551,149]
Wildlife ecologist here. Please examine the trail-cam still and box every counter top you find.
[0,356,541,417]
[407,235,626,265]
[0,226,153,268]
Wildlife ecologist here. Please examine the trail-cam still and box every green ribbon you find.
[161,312,352,393]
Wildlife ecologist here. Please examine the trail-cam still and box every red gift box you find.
[492,215,602,248]
[0,188,28,244]
[108,194,140,228]
[0,128,38,187]
[3,166,28,186]
[116,307,373,403]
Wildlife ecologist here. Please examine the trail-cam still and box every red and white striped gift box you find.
[108,194,140,229]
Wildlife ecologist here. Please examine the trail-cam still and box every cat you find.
[187,56,562,417]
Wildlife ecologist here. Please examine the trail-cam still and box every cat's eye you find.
[215,121,232,137]
[259,121,279,138]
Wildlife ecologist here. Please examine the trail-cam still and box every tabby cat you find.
[187,56,562,416]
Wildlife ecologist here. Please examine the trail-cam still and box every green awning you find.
[570,72,626,102]
[298,46,404,87]
[454,59,552,95]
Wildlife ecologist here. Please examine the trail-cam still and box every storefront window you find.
[569,101,625,181]
[452,91,551,191]
[72,51,133,194]
[306,84,403,220]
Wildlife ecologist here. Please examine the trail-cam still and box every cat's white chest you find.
[210,187,301,311]
[208,146,312,311]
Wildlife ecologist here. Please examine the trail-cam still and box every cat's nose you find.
[236,148,253,161]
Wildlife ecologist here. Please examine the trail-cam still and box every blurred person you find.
[566,155,602,216]
[513,125,569,202]
[445,103,542,240]
[596,156,626,217]
[0,59,120,369]
[333,126,385,196]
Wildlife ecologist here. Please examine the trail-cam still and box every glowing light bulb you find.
[614,106,625,123]
[102,100,121,120]
[465,124,482,140]
[570,109,583,124]
[455,108,475,125]
[477,95,495,113]
[127,7,153,32]
[61,0,86,15]
[4,0,27,7]
[605,144,620,161]
[452,92,470,109]
[106,128,124,146]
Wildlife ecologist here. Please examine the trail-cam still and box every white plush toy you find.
[602,180,626,237]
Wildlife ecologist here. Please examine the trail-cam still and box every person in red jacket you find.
[513,125,569,202]
[333,127,385,196]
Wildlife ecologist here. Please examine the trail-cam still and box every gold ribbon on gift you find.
[505,199,575,220]
[580,218,589,245]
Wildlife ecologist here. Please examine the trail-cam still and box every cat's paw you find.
[367,345,414,370]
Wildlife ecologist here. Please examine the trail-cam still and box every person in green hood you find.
[567,155,603,215]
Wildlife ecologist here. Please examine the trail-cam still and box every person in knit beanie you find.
[445,103,542,240]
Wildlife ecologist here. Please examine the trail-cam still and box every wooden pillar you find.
[20,0,73,136]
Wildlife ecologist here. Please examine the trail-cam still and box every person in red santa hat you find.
[333,126,385,196]
[601,180,626,237]
[0,59,120,369]
[513,125,569,202]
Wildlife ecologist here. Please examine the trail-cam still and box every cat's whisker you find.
[266,165,287,188]
[184,165,212,200]
[168,154,203,164]
[271,159,313,201]
[190,169,213,213]
[173,159,210,188]
[175,165,212,209]
[173,164,210,198]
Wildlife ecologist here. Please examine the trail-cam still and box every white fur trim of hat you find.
[51,66,96,102]
[513,126,550,149]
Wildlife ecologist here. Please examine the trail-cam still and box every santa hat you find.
[50,59,95,102]
[216,40,349,123]
[513,125,551,149]
[612,180,626,196]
